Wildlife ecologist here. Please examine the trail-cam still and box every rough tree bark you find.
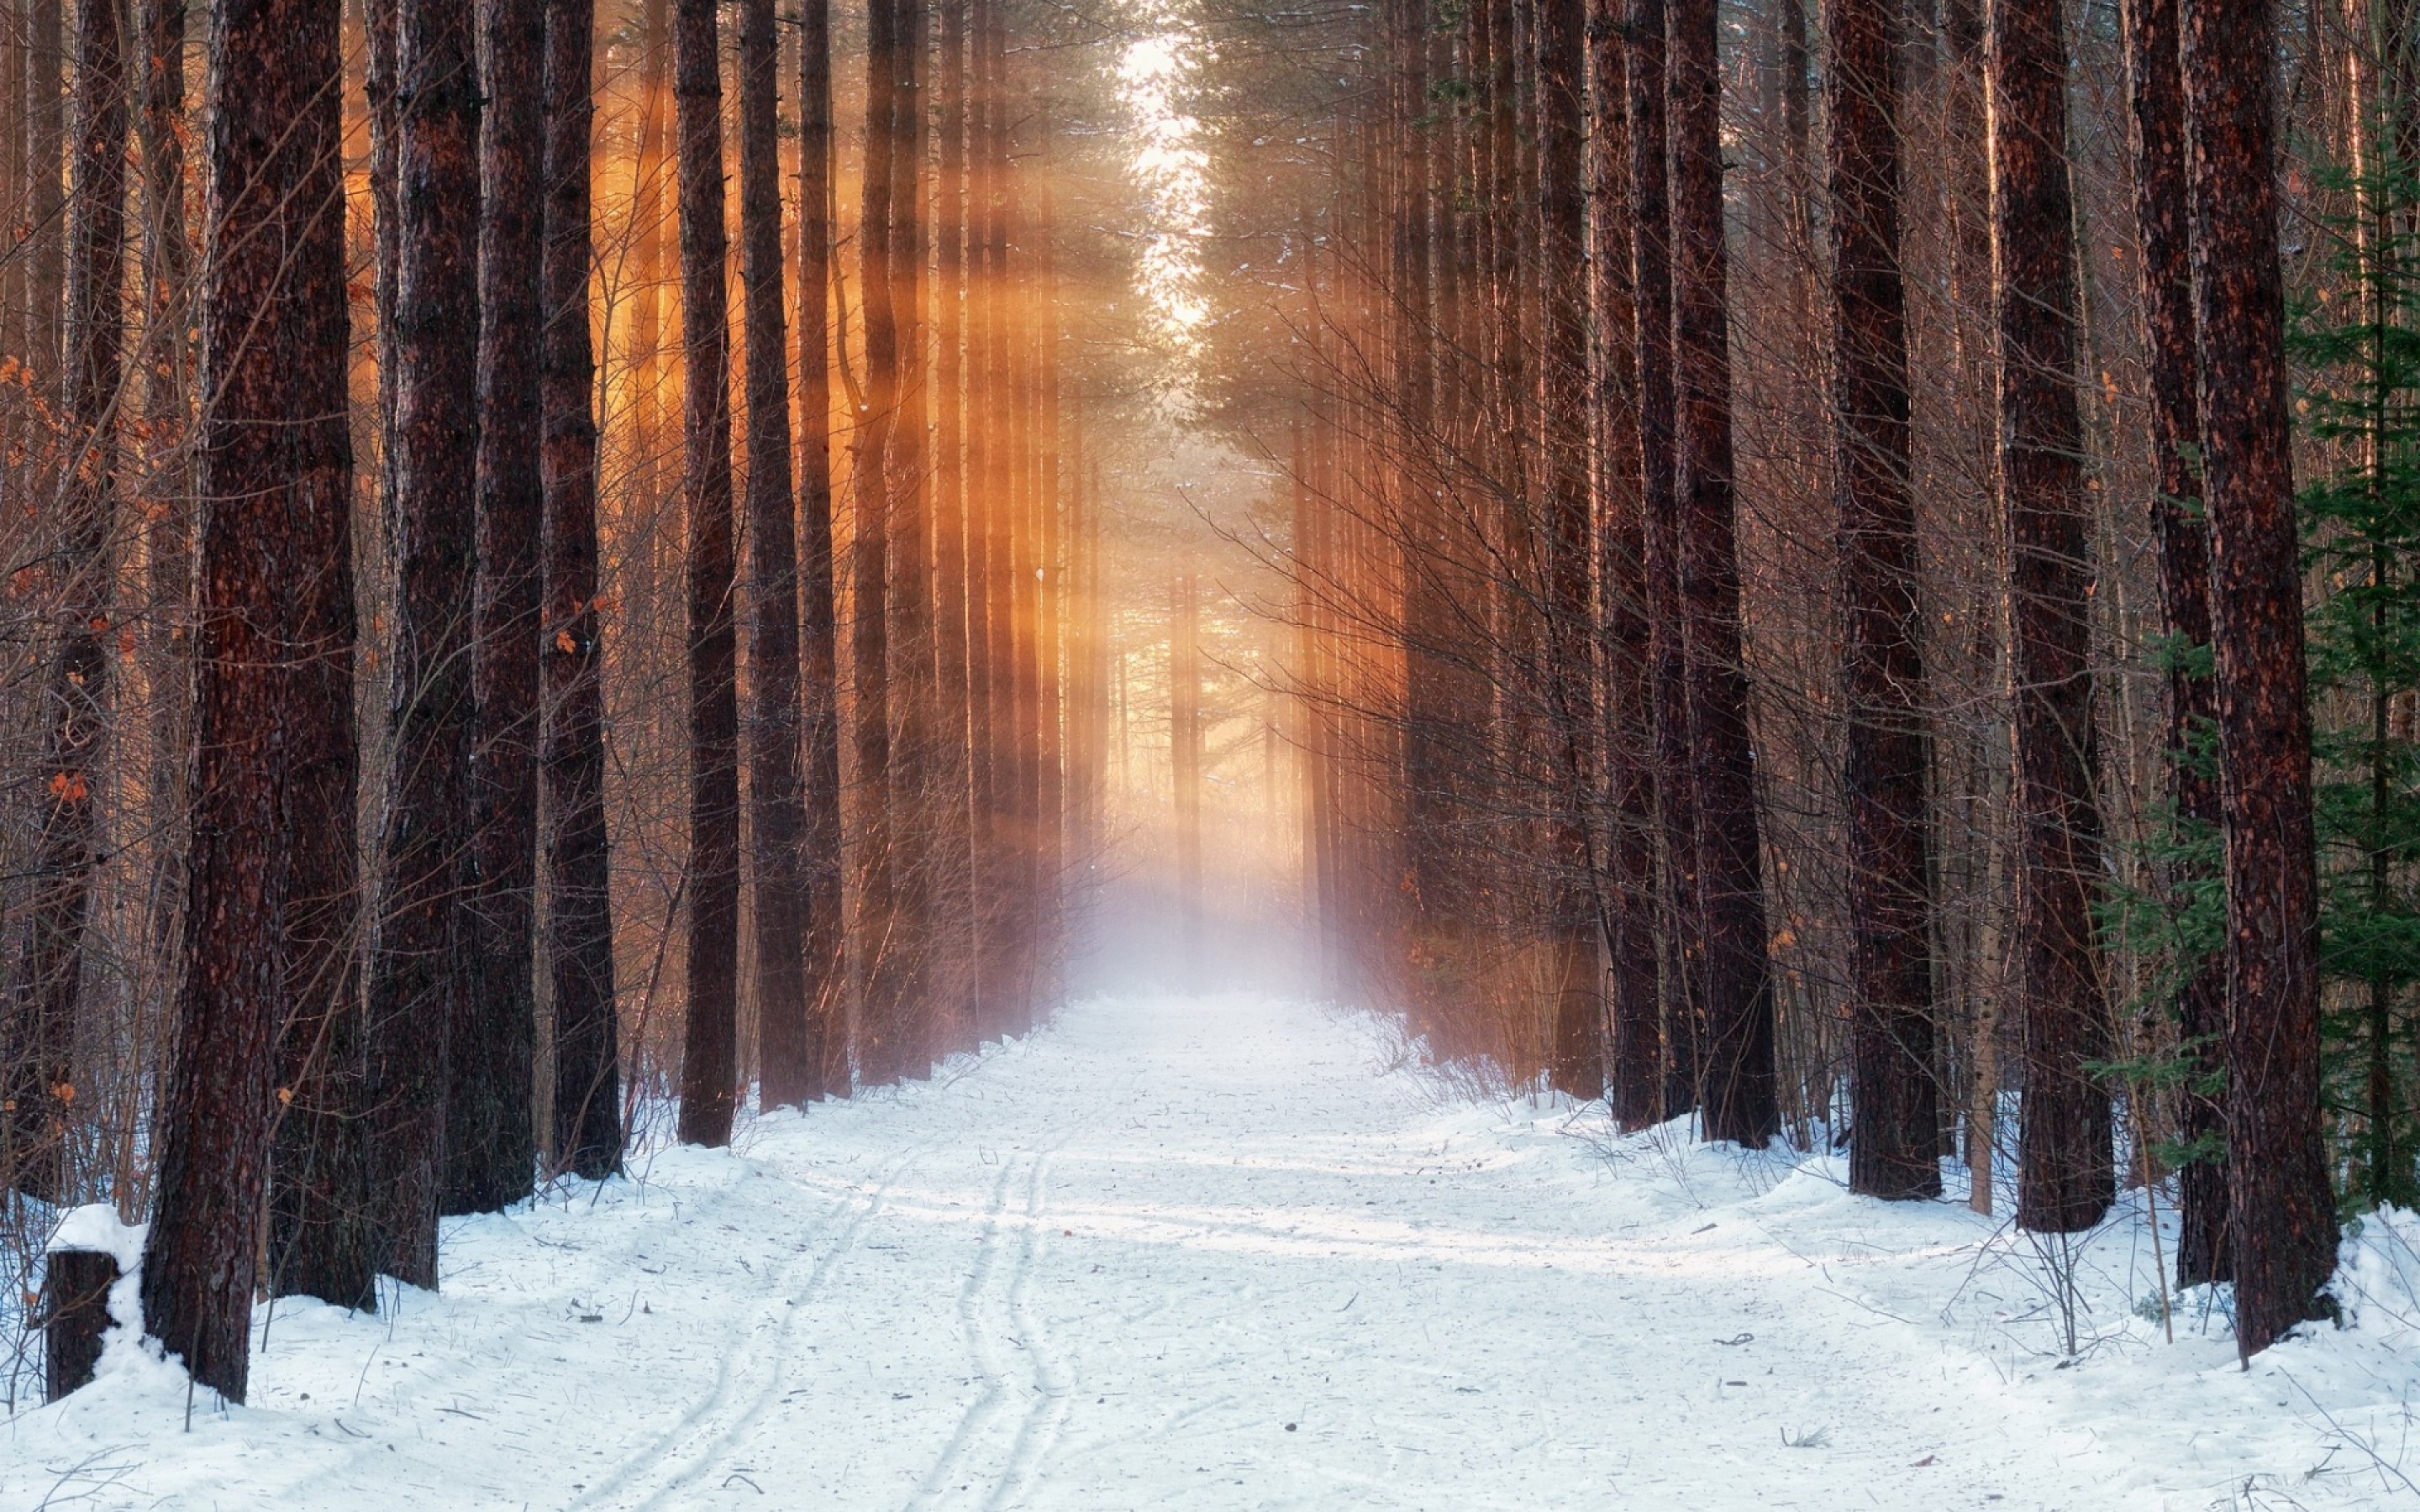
[933,0,976,1054]
[739,0,811,1109]
[1669,0,1777,1146]
[887,0,937,1075]
[1828,0,1938,1200]
[453,0,545,1215]
[797,0,845,1099]
[1538,0,1604,1101]
[1588,0,1661,1131]
[370,0,482,1289]
[2121,0,2228,1286]
[1626,0,1701,1119]
[267,0,371,1310]
[541,0,620,1177]
[674,0,739,1147]
[2181,0,2338,1356]
[964,0,1000,1043]
[143,0,352,1396]
[854,0,900,1079]
[1990,0,2113,1235]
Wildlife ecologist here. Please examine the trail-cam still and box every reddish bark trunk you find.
[2122,0,2229,1286]
[1991,0,2113,1234]
[739,0,811,1109]
[797,0,845,1099]
[674,0,740,1146]
[371,0,483,1287]
[144,0,352,1395]
[1626,0,1701,1119]
[1589,0,1660,1131]
[540,0,621,1177]
[1669,0,1776,1147]
[2181,0,2338,1355]
[453,0,545,1215]
[1829,0,1938,1200]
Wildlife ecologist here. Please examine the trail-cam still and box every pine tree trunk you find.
[2181,0,2338,1356]
[135,0,194,991]
[796,0,845,1100]
[371,0,482,1288]
[887,0,938,1075]
[854,0,901,1080]
[674,0,739,1147]
[977,0,1018,1041]
[1828,0,1938,1199]
[1035,171,1064,997]
[739,0,812,1109]
[1991,0,2113,1235]
[143,0,351,1395]
[539,0,621,1178]
[964,0,1000,1042]
[2122,0,2228,1286]
[452,0,544,1215]
[1625,0,1700,1120]
[1537,0,1604,1101]
[5,0,124,1203]
[1669,0,1777,1147]
[265,0,371,1310]
[933,0,976,1054]
[1588,0,1660,1130]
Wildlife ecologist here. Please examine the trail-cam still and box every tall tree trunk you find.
[143,0,352,1395]
[1395,0,1452,1027]
[1626,0,1699,1120]
[265,0,370,1314]
[136,0,195,994]
[888,0,937,1075]
[854,0,901,1080]
[674,0,739,1147]
[4,0,124,1202]
[1829,0,1937,1199]
[1669,0,1776,1146]
[1991,0,2112,1235]
[2181,0,2338,1356]
[1589,0,1660,1130]
[933,0,976,1055]
[1035,169,1063,997]
[797,0,844,1100]
[452,0,544,1215]
[629,0,669,654]
[540,0,621,1178]
[371,0,482,1289]
[1538,0,1603,1101]
[974,0,1013,1042]
[963,0,997,1042]
[739,0,810,1109]
[2122,0,2228,1286]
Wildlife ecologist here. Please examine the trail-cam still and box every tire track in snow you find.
[572,1137,939,1511]
[986,1149,1074,1510]
[907,1154,1025,1510]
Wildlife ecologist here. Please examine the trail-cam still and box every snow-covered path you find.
[9,993,2417,1509]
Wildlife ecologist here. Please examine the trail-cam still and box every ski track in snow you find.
[7,991,2419,1509]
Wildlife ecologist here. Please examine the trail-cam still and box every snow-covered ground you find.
[7,992,2418,1509]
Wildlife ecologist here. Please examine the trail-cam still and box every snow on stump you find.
[43,1204,142,1402]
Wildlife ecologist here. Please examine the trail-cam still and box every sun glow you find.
[1116,4,1213,370]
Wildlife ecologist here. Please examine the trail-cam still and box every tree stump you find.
[41,1246,118,1401]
